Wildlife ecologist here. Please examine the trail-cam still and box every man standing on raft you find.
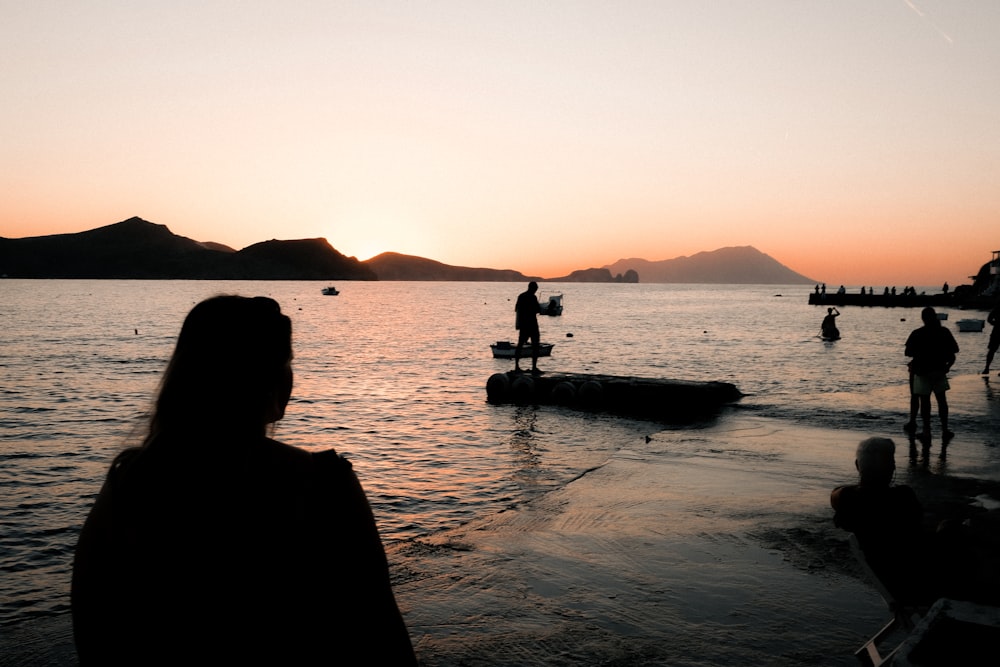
[514,281,542,374]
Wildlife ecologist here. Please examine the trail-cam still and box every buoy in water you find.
[551,381,576,405]
[486,373,510,403]
[511,375,536,404]
[578,380,603,409]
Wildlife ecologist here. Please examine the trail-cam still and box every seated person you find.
[831,437,938,605]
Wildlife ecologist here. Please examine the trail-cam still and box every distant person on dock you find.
[982,305,1000,376]
[821,307,840,339]
[514,281,542,373]
[904,307,959,442]
[71,296,417,666]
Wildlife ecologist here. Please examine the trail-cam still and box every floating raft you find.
[486,370,742,421]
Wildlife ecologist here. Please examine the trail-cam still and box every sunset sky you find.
[2,1,997,286]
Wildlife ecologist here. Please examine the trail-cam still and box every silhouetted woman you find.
[72,295,416,666]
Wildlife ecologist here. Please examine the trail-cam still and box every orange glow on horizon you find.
[2,4,998,290]
[2,212,993,289]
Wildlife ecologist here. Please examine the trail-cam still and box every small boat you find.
[490,341,554,359]
[539,294,563,316]
[321,286,339,296]
[956,319,985,332]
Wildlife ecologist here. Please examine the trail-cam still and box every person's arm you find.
[311,451,417,665]
[71,474,117,666]
[946,330,959,368]
[904,331,916,358]
[830,485,845,510]
[831,485,856,529]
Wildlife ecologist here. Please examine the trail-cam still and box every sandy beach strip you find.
[391,377,1000,666]
[5,378,999,666]
[392,416,901,666]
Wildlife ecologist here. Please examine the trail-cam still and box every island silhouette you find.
[1,216,816,283]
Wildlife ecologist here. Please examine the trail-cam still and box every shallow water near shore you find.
[2,280,998,664]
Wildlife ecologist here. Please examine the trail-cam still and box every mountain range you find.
[1,217,815,284]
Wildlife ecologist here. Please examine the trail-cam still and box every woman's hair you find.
[146,295,292,443]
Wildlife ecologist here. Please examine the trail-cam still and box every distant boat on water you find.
[491,341,554,359]
[539,294,563,316]
[956,319,985,332]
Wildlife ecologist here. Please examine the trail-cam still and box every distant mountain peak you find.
[0,217,375,280]
[110,216,166,231]
[604,246,815,284]
[363,251,537,281]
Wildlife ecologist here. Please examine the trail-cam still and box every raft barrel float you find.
[486,370,742,422]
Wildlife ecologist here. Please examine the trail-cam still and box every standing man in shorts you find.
[981,305,1000,376]
[905,307,959,442]
[514,281,541,373]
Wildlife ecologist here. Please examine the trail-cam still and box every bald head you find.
[855,437,896,487]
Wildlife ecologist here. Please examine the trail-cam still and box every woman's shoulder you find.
[259,436,314,460]
[110,446,143,470]
[260,438,345,463]
[309,447,356,483]
[259,439,354,480]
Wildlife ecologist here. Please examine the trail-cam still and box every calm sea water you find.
[2,279,997,627]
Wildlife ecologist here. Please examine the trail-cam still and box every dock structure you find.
[807,293,954,308]
[486,370,741,422]
[806,290,1000,309]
